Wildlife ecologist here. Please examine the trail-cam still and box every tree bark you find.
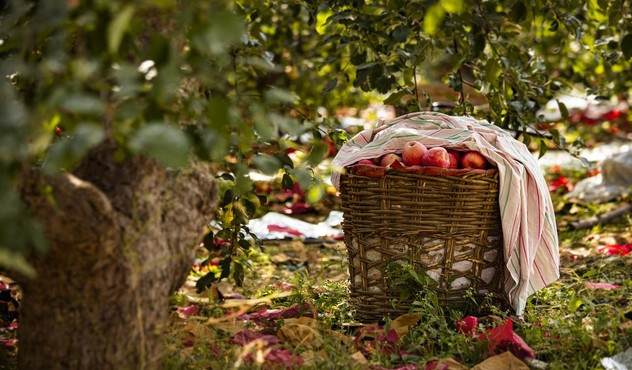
[17,142,218,370]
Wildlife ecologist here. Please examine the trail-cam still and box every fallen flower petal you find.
[425,358,468,370]
[598,244,631,256]
[479,318,534,361]
[549,176,572,192]
[230,329,280,347]
[264,348,304,368]
[177,305,199,317]
[272,282,294,291]
[0,338,17,350]
[456,316,478,335]
[585,282,621,290]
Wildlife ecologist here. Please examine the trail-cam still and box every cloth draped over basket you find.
[331,112,560,315]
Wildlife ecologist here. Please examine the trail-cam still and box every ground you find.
[161,163,631,370]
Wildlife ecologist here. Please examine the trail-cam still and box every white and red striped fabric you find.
[331,111,559,315]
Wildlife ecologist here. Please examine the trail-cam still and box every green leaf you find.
[0,249,36,278]
[306,184,324,204]
[195,271,218,293]
[282,173,294,190]
[128,123,190,168]
[322,78,338,95]
[424,4,445,35]
[108,5,135,54]
[383,90,408,105]
[440,0,463,13]
[202,231,214,251]
[253,154,282,175]
[221,189,234,207]
[539,139,548,158]
[237,239,251,251]
[219,257,232,280]
[202,11,244,55]
[568,297,583,313]
[44,124,105,172]
[621,34,632,60]
[392,25,410,42]
[557,100,569,121]
[264,88,297,104]
[350,51,367,66]
[233,262,245,287]
[305,142,327,166]
[61,95,106,115]
[273,153,294,169]
[510,2,527,22]
[254,117,276,141]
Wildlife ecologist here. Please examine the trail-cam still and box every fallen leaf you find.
[277,323,322,349]
[326,329,354,347]
[264,348,304,367]
[391,313,422,337]
[177,305,199,317]
[0,338,16,350]
[230,329,280,347]
[471,351,529,370]
[351,351,369,365]
[372,364,418,370]
[301,350,327,366]
[283,316,321,329]
[211,320,249,335]
[585,282,621,290]
[479,318,534,361]
[597,244,631,256]
[425,358,468,370]
[456,316,478,335]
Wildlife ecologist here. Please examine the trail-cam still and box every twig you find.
[569,203,632,229]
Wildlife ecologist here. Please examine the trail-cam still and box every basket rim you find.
[345,163,498,179]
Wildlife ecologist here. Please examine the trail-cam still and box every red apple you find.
[402,141,428,166]
[447,150,462,169]
[380,153,402,167]
[421,147,450,168]
[357,159,374,165]
[461,151,489,169]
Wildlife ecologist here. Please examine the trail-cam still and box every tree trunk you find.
[17,142,218,370]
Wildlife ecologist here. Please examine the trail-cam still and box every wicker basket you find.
[340,164,506,322]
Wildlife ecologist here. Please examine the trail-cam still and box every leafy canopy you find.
[2,0,631,278]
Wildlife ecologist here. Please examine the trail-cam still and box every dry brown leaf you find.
[351,351,369,365]
[301,350,327,366]
[277,323,322,349]
[325,329,354,347]
[428,358,469,370]
[591,335,608,349]
[471,352,529,370]
[391,312,423,337]
[283,316,321,329]
[211,320,249,335]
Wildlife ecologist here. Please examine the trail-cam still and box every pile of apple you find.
[357,141,490,169]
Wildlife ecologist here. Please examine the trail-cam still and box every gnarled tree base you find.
[18,143,217,370]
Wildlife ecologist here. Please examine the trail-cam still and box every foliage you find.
[4,0,632,283]
[306,0,632,150]
[0,0,370,277]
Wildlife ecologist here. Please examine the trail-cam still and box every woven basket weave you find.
[340,165,506,322]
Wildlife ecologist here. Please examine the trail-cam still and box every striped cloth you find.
[331,112,559,315]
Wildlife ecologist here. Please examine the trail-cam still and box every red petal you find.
[177,305,199,317]
[456,316,478,335]
[229,329,280,346]
[585,282,621,290]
